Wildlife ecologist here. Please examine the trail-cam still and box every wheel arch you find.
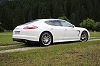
[82,30,88,34]
[80,30,89,41]
[39,31,53,43]
[82,30,89,37]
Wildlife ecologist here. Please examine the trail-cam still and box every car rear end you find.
[12,20,43,43]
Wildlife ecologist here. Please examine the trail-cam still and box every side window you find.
[45,21,53,25]
[45,20,62,26]
[60,20,72,27]
[52,20,62,26]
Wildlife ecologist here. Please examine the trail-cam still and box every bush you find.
[95,22,100,32]
[80,18,96,31]
[0,26,4,32]
[58,16,70,22]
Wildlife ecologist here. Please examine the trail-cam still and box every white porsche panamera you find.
[13,19,90,46]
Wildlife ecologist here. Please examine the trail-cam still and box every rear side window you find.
[45,20,62,26]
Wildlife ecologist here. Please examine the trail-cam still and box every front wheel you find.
[39,32,52,46]
[80,31,88,42]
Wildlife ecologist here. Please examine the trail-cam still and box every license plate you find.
[15,31,20,34]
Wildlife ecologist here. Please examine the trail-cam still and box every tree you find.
[52,1,64,18]
[0,26,4,32]
[93,0,100,21]
[58,16,70,22]
[86,0,94,19]
[38,2,51,18]
[1,5,13,30]
[0,22,4,32]
[0,0,100,30]
[13,6,25,27]
[75,4,80,26]
[70,13,76,25]
[80,18,96,31]
[95,22,100,32]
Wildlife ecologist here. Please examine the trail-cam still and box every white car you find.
[13,19,90,46]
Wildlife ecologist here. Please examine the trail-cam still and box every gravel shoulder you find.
[0,47,43,53]
[0,44,22,48]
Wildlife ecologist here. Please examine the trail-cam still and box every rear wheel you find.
[80,31,88,42]
[39,32,52,46]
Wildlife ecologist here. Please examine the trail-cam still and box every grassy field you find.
[0,32,20,46]
[90,32,100,37]
[0,32,100,66]
[0,32,100,46]
[0,40,100,66]
[0,32,12,35]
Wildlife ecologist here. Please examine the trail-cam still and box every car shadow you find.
[21,41,80,47]
[21,43,40,47]
[52,41,80,45]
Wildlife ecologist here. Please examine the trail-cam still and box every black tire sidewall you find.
[39,32,52,46]
[80,31,88,42]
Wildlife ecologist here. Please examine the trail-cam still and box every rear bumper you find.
[12,34,39,41]
[13,38,39,44]
[13,38,25,42]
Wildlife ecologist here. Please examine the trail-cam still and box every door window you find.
[45,20,62,26]
[60,20,73,27]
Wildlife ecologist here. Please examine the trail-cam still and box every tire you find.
[39,32,52,46]
[80,31,88,42]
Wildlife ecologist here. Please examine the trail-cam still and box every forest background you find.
[0,0,100,30]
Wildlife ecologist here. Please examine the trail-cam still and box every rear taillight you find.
[23,25,38,29]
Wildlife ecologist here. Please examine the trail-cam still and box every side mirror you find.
[72,25,75,28]
[69,25,75,28]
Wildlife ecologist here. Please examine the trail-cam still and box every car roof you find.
[30,19,66,24]
[37,19,62,21]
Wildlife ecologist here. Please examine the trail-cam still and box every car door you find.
[45,20,65,42]
[60,20,80,40]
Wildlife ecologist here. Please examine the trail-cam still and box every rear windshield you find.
[23,19,39,25]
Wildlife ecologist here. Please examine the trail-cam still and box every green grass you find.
[0,32,100,46]
[90,32,100,38]
[0,32,12,35]
[0,32,100,66]
[0,40,100,66]
[0,32,20,46]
